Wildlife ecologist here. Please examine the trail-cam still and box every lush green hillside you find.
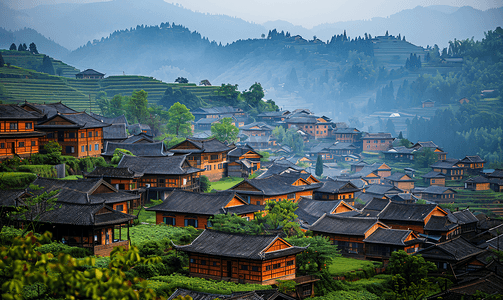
[0,64,220,112]
[0,50,78,78]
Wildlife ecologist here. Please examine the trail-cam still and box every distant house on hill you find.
[421,100,435,108]
[75,69,105,79]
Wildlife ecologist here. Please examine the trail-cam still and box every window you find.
[10,123,17,130]
[241,265,248,270]
[256,201,260,205]
[0,143,4,149]
[287,193,295,200]
[47,133,54,138]
[158,179,165,184]
[266,265,271,271]
[25,123,32,129]
[18,142,24,147]
[211,154,219,160]
[115,205,124,211]
[31,141,36,146]
[185,218,198,228]
[218,163,222,169]
[190,258,195,263]
[251,266,259,272]
[81,146,85,152]
[81,132,85,138]
[201,260,206,265]
[95,131,99,137]
[88,132,93,137]
[66,146,75,154]
[206,165,212,171]
[86,145,88,151]
[162,216,175,226]
[286,260,294,266]
[94,144,99,151]
[213,262,218,266]
[432,179,435,183]
[273,263,281,269]
[69,132,75,138]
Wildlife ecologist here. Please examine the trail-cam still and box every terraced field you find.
[454,189,503,216]
[0,65,220,112]
[1,50,79,78]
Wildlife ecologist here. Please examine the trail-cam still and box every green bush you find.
[311,290,380,300]
[35,242,92,258]
[18,165,57,178]
[0,226,23,246]
[146,274,272,297]
[0,157,28,172]
[62,156,80,173]
[0,172,37,189]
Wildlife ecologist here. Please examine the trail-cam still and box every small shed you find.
[75,69,105,79]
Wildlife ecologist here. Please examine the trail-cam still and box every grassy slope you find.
[209,177,244,191]
[328,257,377,276]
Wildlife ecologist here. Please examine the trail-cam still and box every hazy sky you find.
[6,0,503,28]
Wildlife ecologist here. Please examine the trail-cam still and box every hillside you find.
[0,64,220,112]
[1,50,79,78]
[0,27,70,60]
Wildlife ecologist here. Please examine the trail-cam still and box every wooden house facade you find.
[377,202,448,234]
[363,228,422,261]
[295,198,355,228]
[458,155,485,175]
[227,145,262,178]
[412,186,457,203]
[240,122,274,137]
[0,104,45,159]
[331,127,361,144]
[147,190,263,229]
[169,138,233,181]
[431,159,464,181]
[313,180,360,204]
[174,230,307,285]
[361,133,394,152]
[382,172,415,192]
[464,176,491,191]
[422,171,446,186]
[75,69,105,79]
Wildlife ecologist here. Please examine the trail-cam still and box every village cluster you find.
[1,101,503,298]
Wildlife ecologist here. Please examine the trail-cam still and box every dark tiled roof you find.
[195,118,220,124]
[22,102,77,119]
[465,176,489,183]
[192,106,243,115]
[412,141,439,149]
[37,203,134,226]
[422,171,446,179]
[231,174,319,196]
[102,142,171,157]
[0,104,42,120]
[424,215,459,232]
[487,169,503,179]
[297,198,345,218]
[363,197,390,211]
[365,184,403,196]
[361,132,394,139]
[378,202,440,222]
[385,146,416,154]
[169,138,233,154]
[256,164,304,179]
[309,142,332,154]
[363,227,413,245]
[146,190,256,216]
[257,110,290,117]
[452,209,478,224]
[388,193,420,202]
[246,135,271,143]
[459,155,485,163]
[487,235,503,250]
[385,172,413,182]
[310,214,382,236]
[38,112,110,129]
[315,180,360,194]
[0,189,28,207]
[431,159,461,169]
[90,112,127,125]
[103,124,128,140]
[76,69,104,76]
[417,237,484,261]
[120,133,154,144]
[117,155,202,175]
[285,116,318,124]
[85,167,143,178]
[240,122,274,131]
[413,186,456,195]
[332,127,360,134]
[174,230,306,260]
[225,204,264,215]
[228,145,260,158]
[329,142,357,150]
[353,192,376,209]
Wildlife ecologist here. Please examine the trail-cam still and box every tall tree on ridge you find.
[315,155,323,177]
[166,102,194,137]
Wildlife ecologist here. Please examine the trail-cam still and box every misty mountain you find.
[309,6,503,47]
[0,27,70,59]
[8,0,265,50]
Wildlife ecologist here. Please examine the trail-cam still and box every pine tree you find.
[315,155,323,177]
[9,43,16,50]
[0,52,4,67]
[17,43,23,51]
[41,55,55,75]
[29,42,38,54]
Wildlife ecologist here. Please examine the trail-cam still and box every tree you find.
[199,175,210,192]
[414,147,437,168]
[254,200,303,237]
[108,94,126,117]
[315,155,323,177]
[242,82,265,109]
[0,51,4,67]
[272,126,286,143]
[209,213,264,235]
[9,43,16,50]
[42,140,63,164]
[40,55,55,75]
[29,42,38,54]
[17,43,24,51]
[0,232,160,300]
[397,131,403,140]
[285,235,340,274]
[126,90,149,124]
[211,117,239,143]
[386,118,396,136]
[166,102,194,137]
[199,79,211,86]
[175,77,188,83]
[111,148,134,165]
[282,128,304,154]
[156,133,186,148]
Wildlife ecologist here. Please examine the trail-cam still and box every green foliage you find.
[276,280,296,293]
[286,235,340,274]
[414,148,438,168]
[327,257,381,277]
[209,176,244,191]
[211,117,239,143]
[209,214,264,235]
[258,151,270,162]
[40,55,54,75]
[34,242,92,258]
[159,87,205,111]
[17,165,57,178]
[0,227,23,246]
[281,128,304,154]
[147,274,271,297]
[255,200,303,237]
[41,140,62,164]
[127,90,150,124]
[0,51,4,67]
[166,102,194,137]
[0,231,161,300]
[0,172,37,189]
[79,156,108,172]
[199,175,210,192]
[156,134,186,149]
[312,290,380,300]
[111,148,134,165]
[0,157,29,172]
[315,155,323,176]
[272,126,286,143]
[175,77,188,83]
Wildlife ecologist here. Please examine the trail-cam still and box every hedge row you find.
[0,172,37,189]
[18,165,57,178]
